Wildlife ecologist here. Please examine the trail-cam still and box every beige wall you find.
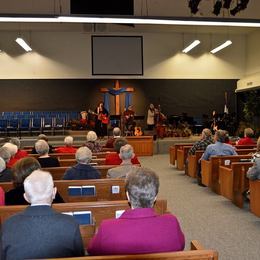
[0,31,246,79]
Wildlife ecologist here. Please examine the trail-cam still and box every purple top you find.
[88,207,185,255]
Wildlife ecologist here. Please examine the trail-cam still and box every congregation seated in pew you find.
[85,131,102,153]
[1,170,85,260]
[107,144,140,179]
[5,157,64,205]
[236,127,255,145]
[105,137,140,165]
[63,147,101,180]
[2,142,19,168]
[31,134,55,154]
[55,135,77,154]
[36,139,60,168]
[104,127,121,148]
[88,167,185,255]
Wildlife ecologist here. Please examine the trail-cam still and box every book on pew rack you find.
[115,210,125,219]
[68,186,96,196]
[63,211,93,225]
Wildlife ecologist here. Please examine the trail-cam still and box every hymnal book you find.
[82,185,96,196]
[73,211,92,225]
[115,210,125,219]
[68,186,82,196]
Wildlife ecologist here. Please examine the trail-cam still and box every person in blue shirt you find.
[200,130,237,160]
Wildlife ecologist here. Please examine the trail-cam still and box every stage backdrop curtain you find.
[104,93,110,112]
[125,92,132,109]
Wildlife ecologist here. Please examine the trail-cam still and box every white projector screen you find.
[92,36,143,75]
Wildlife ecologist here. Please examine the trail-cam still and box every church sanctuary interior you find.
[0,1,260,260]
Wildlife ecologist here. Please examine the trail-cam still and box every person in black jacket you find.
[2,170,84,260]
[35,140,60,168]
[63,146,100,180]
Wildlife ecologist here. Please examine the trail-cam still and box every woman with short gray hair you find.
[85,131,102,153]
[35,140,60,168]
[88,167,185,255]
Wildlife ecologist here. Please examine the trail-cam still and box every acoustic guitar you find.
[88,109,109,124]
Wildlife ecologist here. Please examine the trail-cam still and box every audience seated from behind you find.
[5,157,64,205]
[250,137,260,161]
[105,138,140,165]
[63,146,101,180]
[55,136,77,154]
[236,127,255,145]
[188,128,213,156]
[9,137,28,159]
[2,142,19,168]
[200,130,237,161]
[35,140,60,168]
[88,167,185,255]
[0,157,12,182]
[0,147,12,168]
[85,131,102,153]
[31,134,54,154]
[104,127,121,148]
[107,144,140,178]
[2,170,85,260]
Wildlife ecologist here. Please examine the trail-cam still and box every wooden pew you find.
[169,143,194,166]
[249,180,260,217]
[236,148,256,155]
[29,152,109,160]
[43,241,218,260]
[0,199,167,227]
[126,136,153,156]
[201,155,252,194]
[187,150,204,178]
[59,158,105,167]
[234,144,256,150]
[42,165,122,180]
[176,145,193,171]
[219,162,252,208]
[0,179,127,203]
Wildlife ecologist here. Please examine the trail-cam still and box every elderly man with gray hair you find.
[88,167,185,255]
[107,144,139,178]
[1,170,85,260]
[63,146,100,180]
[105,127,121,148]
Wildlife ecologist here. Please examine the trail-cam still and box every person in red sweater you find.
[2,142,19,168]
[10,138,28,159]
[105,137,140,165]
[55,136,77,154]
[236,128,256,145]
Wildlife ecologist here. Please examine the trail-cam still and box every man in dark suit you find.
[1,170,85,260]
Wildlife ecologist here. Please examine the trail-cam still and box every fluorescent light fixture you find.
[0,15,259,28]
[182,40,201,53]
[210,40,232,53]
[15,38,32,52]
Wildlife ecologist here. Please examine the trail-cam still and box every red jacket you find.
[105,152,140,165]
[237,137,255,145]
[55,146,77,154]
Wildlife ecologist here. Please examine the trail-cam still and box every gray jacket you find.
[247,158,260,180]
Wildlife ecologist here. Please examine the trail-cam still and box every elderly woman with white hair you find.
[2,142,19,168]
[55,136,77,154]
[31,134,54,154]
[35,140,60,168]
[63,146,100,180]
[9,137,28,159]
[85,131,102,153]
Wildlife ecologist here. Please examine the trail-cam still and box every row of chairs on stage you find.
[0,110,81,136]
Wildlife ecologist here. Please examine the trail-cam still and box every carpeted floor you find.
[139,154,260,260]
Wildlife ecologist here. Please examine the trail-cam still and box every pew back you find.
[249,180,260,217]
[0,179,127,203]
[0,200,167,227]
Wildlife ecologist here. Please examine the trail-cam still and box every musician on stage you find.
[123,105,135,134]
[147,103,155,130]
[95,101,109,137]
[80,110,88,129]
